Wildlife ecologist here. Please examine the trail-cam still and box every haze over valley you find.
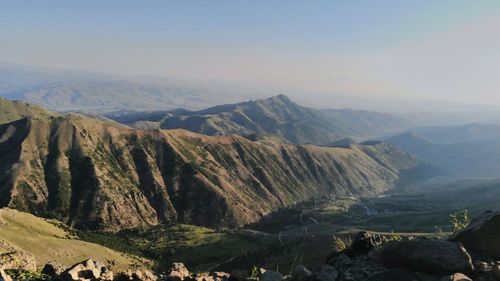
[2,2,500,281]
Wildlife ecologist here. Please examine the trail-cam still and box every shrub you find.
[450,209,470,234]
[332,235,352,252]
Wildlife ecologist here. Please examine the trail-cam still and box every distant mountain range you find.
[387,127,500,178]
[404,123,500,144]
[106,95,410,145]
[0,63,244,112]
[0,98,428,231]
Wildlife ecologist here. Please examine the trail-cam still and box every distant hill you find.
[106,95,409,145]
[0,98,427,231]
[387,131,500,178]
[408,123,500,144]
[0,64,240,112]
[0,97,57,123]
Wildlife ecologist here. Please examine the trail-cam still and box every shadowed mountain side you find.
[0,100,428,232]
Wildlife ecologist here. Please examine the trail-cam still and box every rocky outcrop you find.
[166,263,190,281]
[440,273,472,281]
[370,239,474,276]
[116,269,157,281]
[61,259,113,281]
[0,250,36,271]
[450,210,500,259]
[364,268,419,281]
[291,266,311,281]
[42,262,66,277]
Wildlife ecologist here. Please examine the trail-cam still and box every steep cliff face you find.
[0,106,423,232]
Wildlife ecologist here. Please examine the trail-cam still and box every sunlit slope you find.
[0,208,148,271]
[0,98,427,232]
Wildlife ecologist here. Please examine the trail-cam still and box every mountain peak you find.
[267,94,293,103]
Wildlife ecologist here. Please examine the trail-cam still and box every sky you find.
[2,0,500,111]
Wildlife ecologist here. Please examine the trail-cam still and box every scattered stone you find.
[370,239,474,276]
[61,259,111,281]
[191,272,213,281]
[0,268,12,281]
[0,250,37,271]
[42,262,66,277]
[364,268,417,281]
[328,254,353,271]
[450,210,500,259]
[312,265,338,281]
[351,232,377,254]
[260,270,283,281]
[100,268,114,281]
[493,265,500,281]
[229,269,248,281]
[292,265,312,281]
[327,253,385,281]
[478,261,493,272]
[116,269,157,281]
[167,263,190,281]
[258,268,267,277]
[210,272,229,281]
[439,273,472,281]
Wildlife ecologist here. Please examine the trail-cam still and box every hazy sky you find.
[2,1,500,110]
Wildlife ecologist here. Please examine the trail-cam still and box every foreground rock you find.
[327,253,386,281]
[350,232,378,255]
[0,269,12,281]
[450,210,500,259]
[440,273,472,281]
[370,239,474,276]
[260,271,283,281]
[61,259,113,281]
[42,262,66,277]
[0,250,36,271]
[229,269,248,281]
[166,263,190,281]
[116,269,157,281]
[292,265,312,281]
[312,265,338,281]
[364,268,418,281]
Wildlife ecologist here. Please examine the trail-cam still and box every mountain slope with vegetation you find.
[0,208,148,271]
[106,95,409,145]
[0,99,426,232]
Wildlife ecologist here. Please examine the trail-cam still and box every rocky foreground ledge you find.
[2,210,500,281]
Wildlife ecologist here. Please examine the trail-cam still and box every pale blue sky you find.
[2,1,500,109]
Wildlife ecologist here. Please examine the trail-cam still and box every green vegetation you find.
[0,208,148,271]
[332,235,352,252]
[0,98,56,124]
[76,225,271,272]
[5,270,49,281]
[450,209,470,234]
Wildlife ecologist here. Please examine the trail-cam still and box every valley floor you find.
[1,177,499,274]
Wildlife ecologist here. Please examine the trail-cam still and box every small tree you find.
[450,209,470,234]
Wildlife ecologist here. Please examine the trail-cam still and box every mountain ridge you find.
[0,99,427,231]
[106,95,409,145]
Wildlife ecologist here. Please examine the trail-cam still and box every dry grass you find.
[0,208,150,271]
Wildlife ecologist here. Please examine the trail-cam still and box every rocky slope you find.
[106,95,409,145]
[0,100,424,232]
[4,210,500,281]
